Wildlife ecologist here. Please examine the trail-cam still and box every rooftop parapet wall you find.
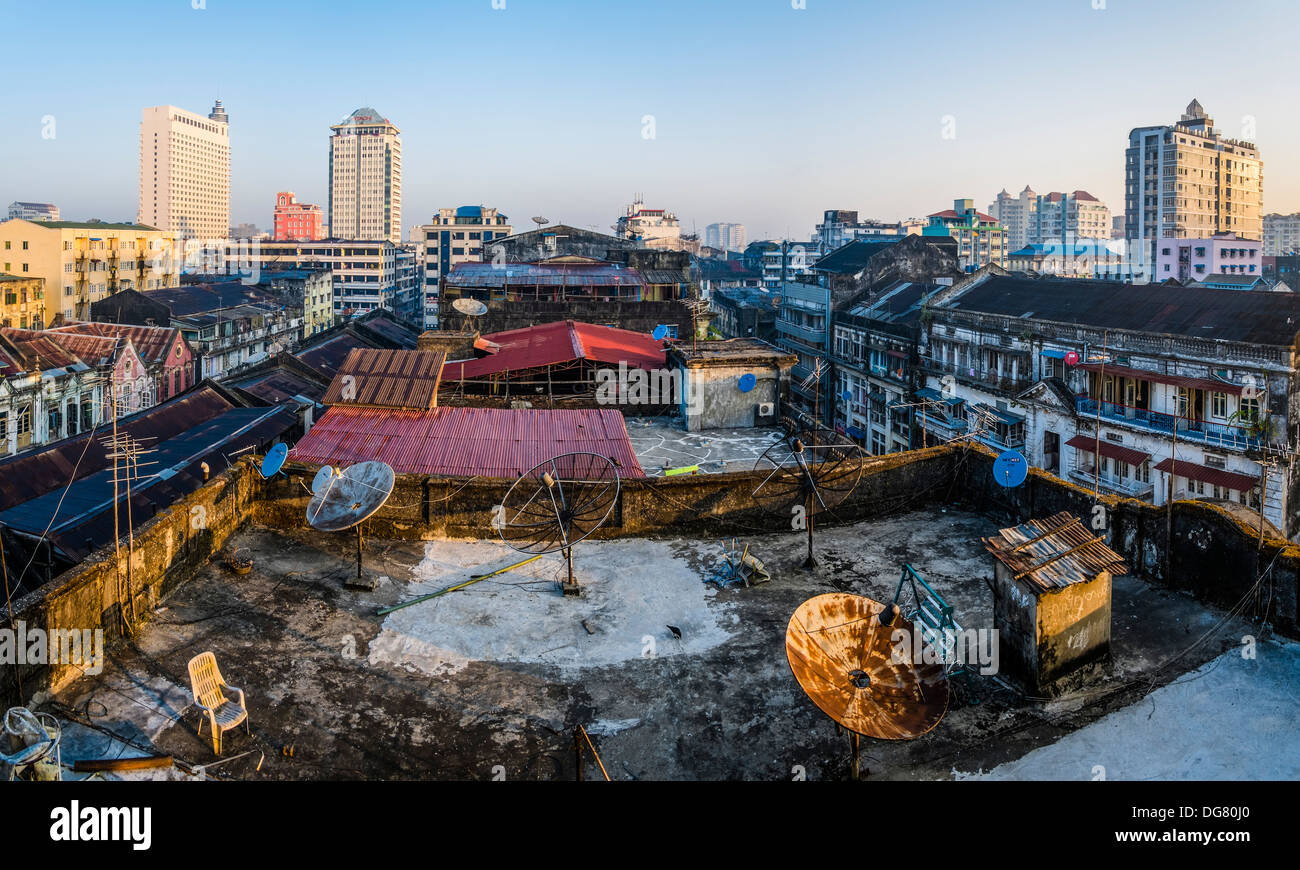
[1,461,256,707]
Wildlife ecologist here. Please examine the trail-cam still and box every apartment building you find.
[922,199,1006,271]
[1155,233,1261,283]
[138,102,231,241]
[704,222,747,252]
[0,274,46,329]
[918,273,1300,538]
[990,188,1112,250]
[1125,100,1263,277]
[813,210,902,251]
[329,108,402,244]
[240,239,421,325]
[0,219,181,322]
[1263,213,1300,255]
[7,202,58,223]
[413,206,512,328]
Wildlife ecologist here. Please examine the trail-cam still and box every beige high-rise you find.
[138,102,231,241]
[1125,100,1262,272]
[329,108,402,244]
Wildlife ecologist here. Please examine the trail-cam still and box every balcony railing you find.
[1075,397,1262,450]
[925,359,1030,394]
[1068,465,1155,499]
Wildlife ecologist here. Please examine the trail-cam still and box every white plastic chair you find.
[187,651,249,756]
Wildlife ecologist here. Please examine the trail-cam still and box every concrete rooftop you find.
[43,506,1295,781]
[625,417,784,475]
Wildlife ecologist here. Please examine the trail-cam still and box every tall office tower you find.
[138,101,231,240]
[329,107,402,243]
[1125,99,1262,272]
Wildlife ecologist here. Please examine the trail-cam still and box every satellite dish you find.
[840,390,853,404]
[752,430,862,569]
[452,297,488,316]
[738,373,757,393]
[260,443,288,479]
[786,592,950,778]
[993,450,1028,488]
[307,460,396,588]
[311,465,338,495]
[1064,351,1080,366]
[532,216,549,228]
[497,452,620,595]
[652,324,668,341]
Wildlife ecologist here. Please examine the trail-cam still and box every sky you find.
[3,0,1298,241]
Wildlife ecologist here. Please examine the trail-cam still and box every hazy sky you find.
[4,0,1297,241]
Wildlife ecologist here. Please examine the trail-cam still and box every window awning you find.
[1078,363,1242,395]
[970,402,1023,426]
[886,349,907,359]
[1041,349,1068,359]
[1065,434,1150,466]
[1153,458,1258,492]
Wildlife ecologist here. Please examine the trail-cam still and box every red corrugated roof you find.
[1065,434,1150,466]
[442,320,665,380]
[289,406,646,479]
[1153,458,1257,493]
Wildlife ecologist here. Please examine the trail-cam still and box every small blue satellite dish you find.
[260,443,289,479]
[738,373,757,393]
[840,390,853,403]
[993,450,1027,488]
[652,324,668,341]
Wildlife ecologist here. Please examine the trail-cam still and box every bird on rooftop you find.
[666,625,682,640]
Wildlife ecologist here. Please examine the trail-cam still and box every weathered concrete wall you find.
[0,461,256,706]
[960,444,1299,637]
[254,447,961,543]
[680,363,781,431]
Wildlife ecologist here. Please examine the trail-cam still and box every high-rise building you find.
[413,206,512,328]
[7,202,59,223]
[705,222,747,252]
[328,108,402,244]
[1125,100,1263,276]
[990,188,1112,250]
[1263,213,1300,255]
[138,102,231,241]
[273,192,325,241]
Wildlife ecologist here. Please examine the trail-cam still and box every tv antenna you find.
[496,452,621,596]
[786,592,950,780]
[751,428,862,569]
[305,460,395,589]
[101,431,158,631]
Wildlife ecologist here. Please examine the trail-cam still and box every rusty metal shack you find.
[984,511,1128,694]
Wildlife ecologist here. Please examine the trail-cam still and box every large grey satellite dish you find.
[531,216,549,228]
[307,460,395,589]
[452,297,488,317]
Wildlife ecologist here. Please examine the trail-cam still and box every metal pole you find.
[574,728,584,782]
[356,523,363,581]
[803,489,816,569]
[850,731,861,781]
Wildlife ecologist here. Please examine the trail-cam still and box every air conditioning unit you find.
[757,402,775,417]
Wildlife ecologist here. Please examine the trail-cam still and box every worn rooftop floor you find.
[44,508,1286,781]
[625,417,784,475]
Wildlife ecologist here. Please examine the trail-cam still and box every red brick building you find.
[273,191,325,241]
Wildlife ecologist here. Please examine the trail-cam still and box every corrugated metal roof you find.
[444,261,647,288]
[1153,457,1257,492]
[322,349,446,409]
[50,322,182,365]
[984,511,1128,592]
[442,320,664,380]
[290,406,646,479]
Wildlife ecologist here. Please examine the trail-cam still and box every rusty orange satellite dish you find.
[785,592,949,739]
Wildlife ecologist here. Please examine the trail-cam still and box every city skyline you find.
[3,0,1298,240]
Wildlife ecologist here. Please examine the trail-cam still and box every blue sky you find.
[3,0,1297,240]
